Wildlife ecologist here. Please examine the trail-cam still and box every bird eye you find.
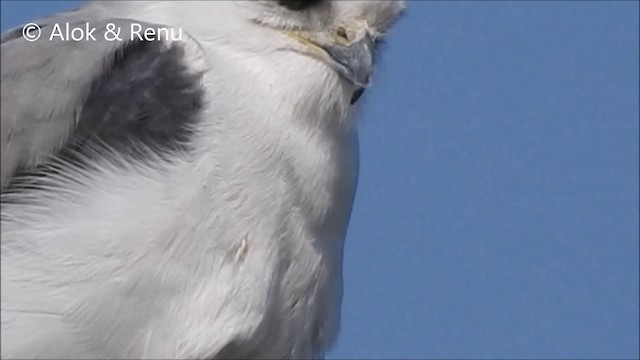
[277,0,322,11]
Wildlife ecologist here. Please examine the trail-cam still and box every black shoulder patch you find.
[73,38,205,158]
[4,37,205,193]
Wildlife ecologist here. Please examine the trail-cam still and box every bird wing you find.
[0,11,244,358]
[0,10,280,359]
[0,12,208,191]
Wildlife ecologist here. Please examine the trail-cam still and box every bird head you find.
[238,0,406,104]
[110,0,405,107]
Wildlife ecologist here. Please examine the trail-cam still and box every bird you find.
[0,1,405,358]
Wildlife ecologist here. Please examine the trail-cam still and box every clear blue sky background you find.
[2,1,638,359]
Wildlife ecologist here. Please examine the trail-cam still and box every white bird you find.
[0,1,405,358]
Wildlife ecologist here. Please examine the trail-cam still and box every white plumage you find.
[0,1,404,358]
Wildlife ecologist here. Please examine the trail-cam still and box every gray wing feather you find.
[1,13,207,189]
[2,16,119,186]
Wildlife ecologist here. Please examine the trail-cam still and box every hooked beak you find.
[287,24,375,104]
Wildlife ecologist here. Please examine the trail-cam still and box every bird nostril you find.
[336,26,349,42]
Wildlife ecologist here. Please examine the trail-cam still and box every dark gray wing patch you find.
[1,18,207,194]
[70,37,204,158]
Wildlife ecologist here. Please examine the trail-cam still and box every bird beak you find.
[287,23,375,104]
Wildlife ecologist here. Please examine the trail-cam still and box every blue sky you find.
[2,1,638,359]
